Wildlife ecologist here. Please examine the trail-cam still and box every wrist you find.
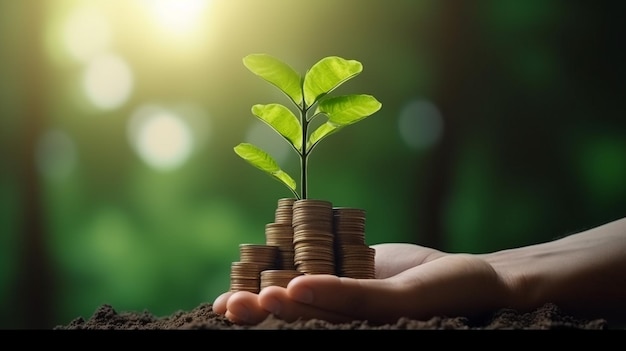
[481,244,551,312]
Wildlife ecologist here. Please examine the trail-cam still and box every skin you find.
[213,217,626,326]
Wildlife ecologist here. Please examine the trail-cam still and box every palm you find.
[371,243,445,279]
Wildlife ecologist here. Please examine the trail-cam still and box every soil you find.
[54,302,613,330]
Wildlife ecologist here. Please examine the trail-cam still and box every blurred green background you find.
[1,0,625,329]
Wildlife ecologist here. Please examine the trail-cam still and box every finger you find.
[212,291,234,315]
[258,285,355,324]
[224,291,271,325]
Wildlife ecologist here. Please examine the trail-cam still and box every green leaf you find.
[307,94,382,150]
[243,54,303,107]
[234,143,297,192]
[251,104,302,151]
[303,56,363,108]
[317,94,382,125]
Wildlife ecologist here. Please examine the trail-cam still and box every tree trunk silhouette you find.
[418,3,483,249]
[12,2,55,329]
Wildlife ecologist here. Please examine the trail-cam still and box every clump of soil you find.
[54,302,610,330]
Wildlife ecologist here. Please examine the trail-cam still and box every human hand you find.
[212,243,509,325]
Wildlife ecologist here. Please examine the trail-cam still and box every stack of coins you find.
[229,244,279,293]
[274,198,295,224]
[265,198,297,269]
[260,269,303,290]
[265,222,296,270]
[292,199,335,275]
[229,261,262,293]
[333,207,376,279]
[260,198,299,290]
[229,198,376,294]
[239,244,278,270]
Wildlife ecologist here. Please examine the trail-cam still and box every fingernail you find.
[292,287,313,304]
[263,296,281,315]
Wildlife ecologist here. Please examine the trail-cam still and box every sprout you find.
[235,54,382,200]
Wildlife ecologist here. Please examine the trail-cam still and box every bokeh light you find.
[128,105,194,171]
[36,129,78,182]
[63,4,112,63]
[398,98,443,150]
[83,53,133,110]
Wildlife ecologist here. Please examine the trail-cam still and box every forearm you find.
[483,217,626,323]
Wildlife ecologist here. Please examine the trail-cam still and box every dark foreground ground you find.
[54,302,615,330]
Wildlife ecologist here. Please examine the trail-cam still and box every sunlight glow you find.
[143,0,211,35]
[128,105,194,171]
[83,53,134,110]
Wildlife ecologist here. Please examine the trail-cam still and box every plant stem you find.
[300,104,308,199]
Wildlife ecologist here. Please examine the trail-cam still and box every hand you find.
[212,243,510,325]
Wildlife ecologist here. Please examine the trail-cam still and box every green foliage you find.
[234,54,382,199]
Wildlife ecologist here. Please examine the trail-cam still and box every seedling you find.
[234,54,382,200]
